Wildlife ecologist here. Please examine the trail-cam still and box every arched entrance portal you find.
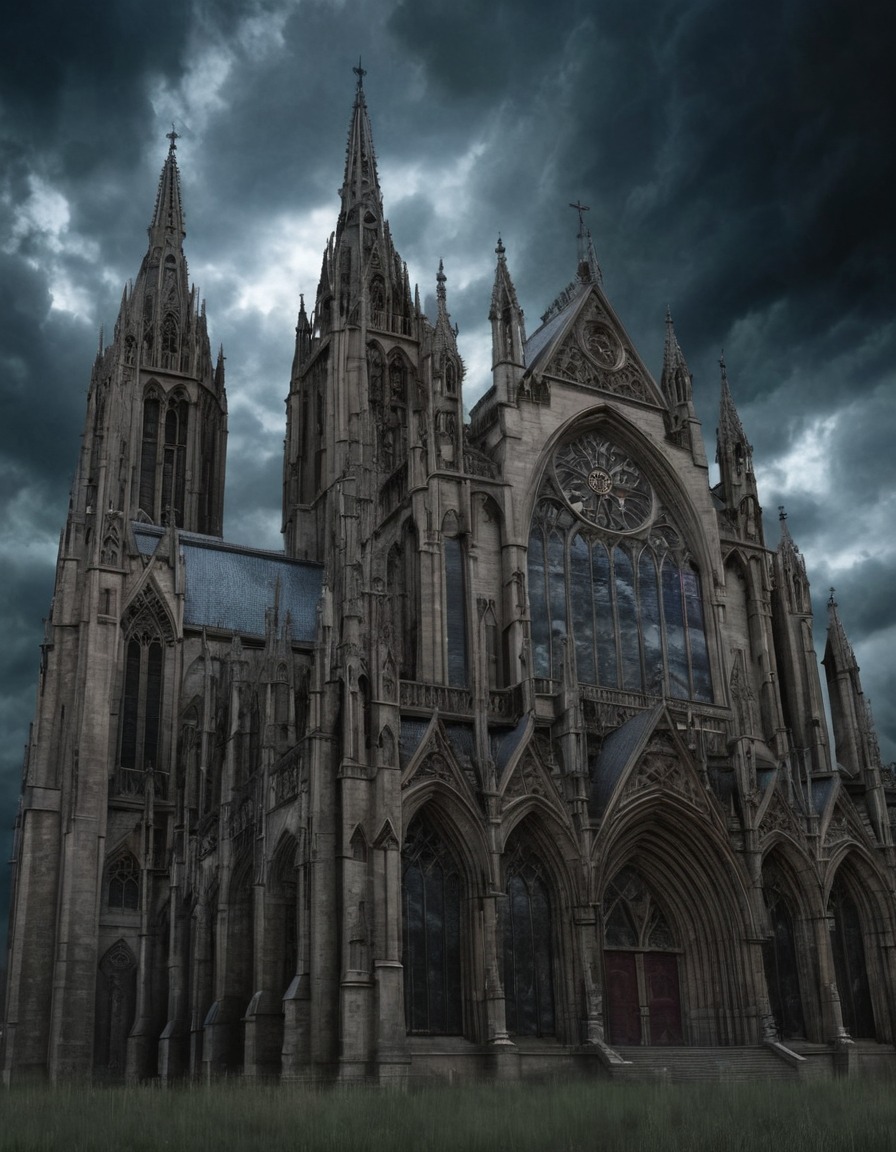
[602,867,683,1046]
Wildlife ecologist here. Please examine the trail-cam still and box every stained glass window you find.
[402,815,463,1034]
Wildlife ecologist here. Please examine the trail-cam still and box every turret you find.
[429,261,465,472]
[824,592,882,779]
[661,309,707,467]
[489,237,526,403]
[715,357,762,544]
[771,509,832,775]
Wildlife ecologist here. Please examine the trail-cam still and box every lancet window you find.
[761,874,806,1040]
[402,813,463,1035]
[106,852,140,912]
[527,431,711,701]
[502,842,555,1036]
[829,877,876,1039]
[120,633,164,775]
[138,389,189,525]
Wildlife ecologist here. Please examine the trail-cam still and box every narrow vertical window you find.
[638,550,663,695]
[444,537,468,687]
[593,542,618,687]
[528,527,550,679]
[139,397,160,516]
[118,636,165,775]
[547,531,567,679]
[402,815,463,1035]
[502,850,555,1036]
[614,546,642,692]
[661,561,689,699]
[683,568,712,702]
[570,534,595,684]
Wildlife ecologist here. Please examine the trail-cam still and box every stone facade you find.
[4,79,896,1085]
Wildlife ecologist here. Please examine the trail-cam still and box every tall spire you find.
[489,236,526,401]
[717,353,749,455]
[149,127,186,245]
[340,60,382,220]
[569,200,602,285]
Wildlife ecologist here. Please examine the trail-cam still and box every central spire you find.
[340,61,382,221]
[149,127,186,245]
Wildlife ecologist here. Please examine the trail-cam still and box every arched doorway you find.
[602,867,683,1046]
[94,939,138,1079]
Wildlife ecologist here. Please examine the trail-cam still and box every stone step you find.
[611,1046,797,1082]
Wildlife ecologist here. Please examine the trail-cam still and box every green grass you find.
[1,1079,894,1151]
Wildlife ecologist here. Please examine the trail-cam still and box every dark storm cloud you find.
[1,0,895,949]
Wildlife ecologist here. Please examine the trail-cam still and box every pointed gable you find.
[523,283,666,408]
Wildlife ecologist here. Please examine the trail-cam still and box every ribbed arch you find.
[825,851,892,1041]
[598,804,758,1045]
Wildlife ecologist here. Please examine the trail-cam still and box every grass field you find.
[2,1078,894,1151]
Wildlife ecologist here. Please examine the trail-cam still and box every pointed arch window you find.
[161,313,179,370]
[443,524,468,688]
[527,436,713,703]
[761,874,806,1039]
[502,843,555,1036]
[402,813,463,1035]
[106,852,141,911]
[139,390,189,526]
[829,877,876,1039]
[94,940,138,1079]
[120,634,164,776]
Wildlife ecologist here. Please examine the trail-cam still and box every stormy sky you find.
[1,0,895,938]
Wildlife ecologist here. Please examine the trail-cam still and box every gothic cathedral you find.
[4,76,895,1085]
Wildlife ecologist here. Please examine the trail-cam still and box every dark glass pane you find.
[402,820,462,1036]
[444,538,468,687]
[570,534,596,684]
[403,862,428,1032]
[143,643,163,770]
[120,640,141,771]
[509,876,536,1032]
[683,569,713,702]
[604,901,637,948]
[614,547,642,692]
[425,863,446,1031]
[830,886,876,1039]
[547,532,567,679]
[444,870,462,1035]
[529,875,555,1036]
[762,895,806,1039]
[139,399,159,515]
[592,544,617,687]
[638,551,663,696]
[503,865,555,1037]
[661,562,689,699]
[528,529,550,678]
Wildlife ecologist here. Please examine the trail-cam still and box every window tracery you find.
[528,432,712,701]
[106,852,140,911]
[402,813,463,1035]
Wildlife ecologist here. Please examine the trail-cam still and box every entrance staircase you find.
[610,1045,799,1083]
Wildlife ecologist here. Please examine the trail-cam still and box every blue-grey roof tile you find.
[132,524,323,642]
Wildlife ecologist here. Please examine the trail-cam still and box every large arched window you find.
[402,813,463,1035]
[829,876,876,1039]
[502,841,555,1036]
[527,431,712,702]
[120,635,164,774]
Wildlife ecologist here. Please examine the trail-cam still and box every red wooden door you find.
[644,952,683,1045]
[605,951,641,1045]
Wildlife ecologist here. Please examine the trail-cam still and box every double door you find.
[605,950,683,1046]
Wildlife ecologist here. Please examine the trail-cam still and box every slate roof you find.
[589,703,663,817]
[132,523,323,643]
